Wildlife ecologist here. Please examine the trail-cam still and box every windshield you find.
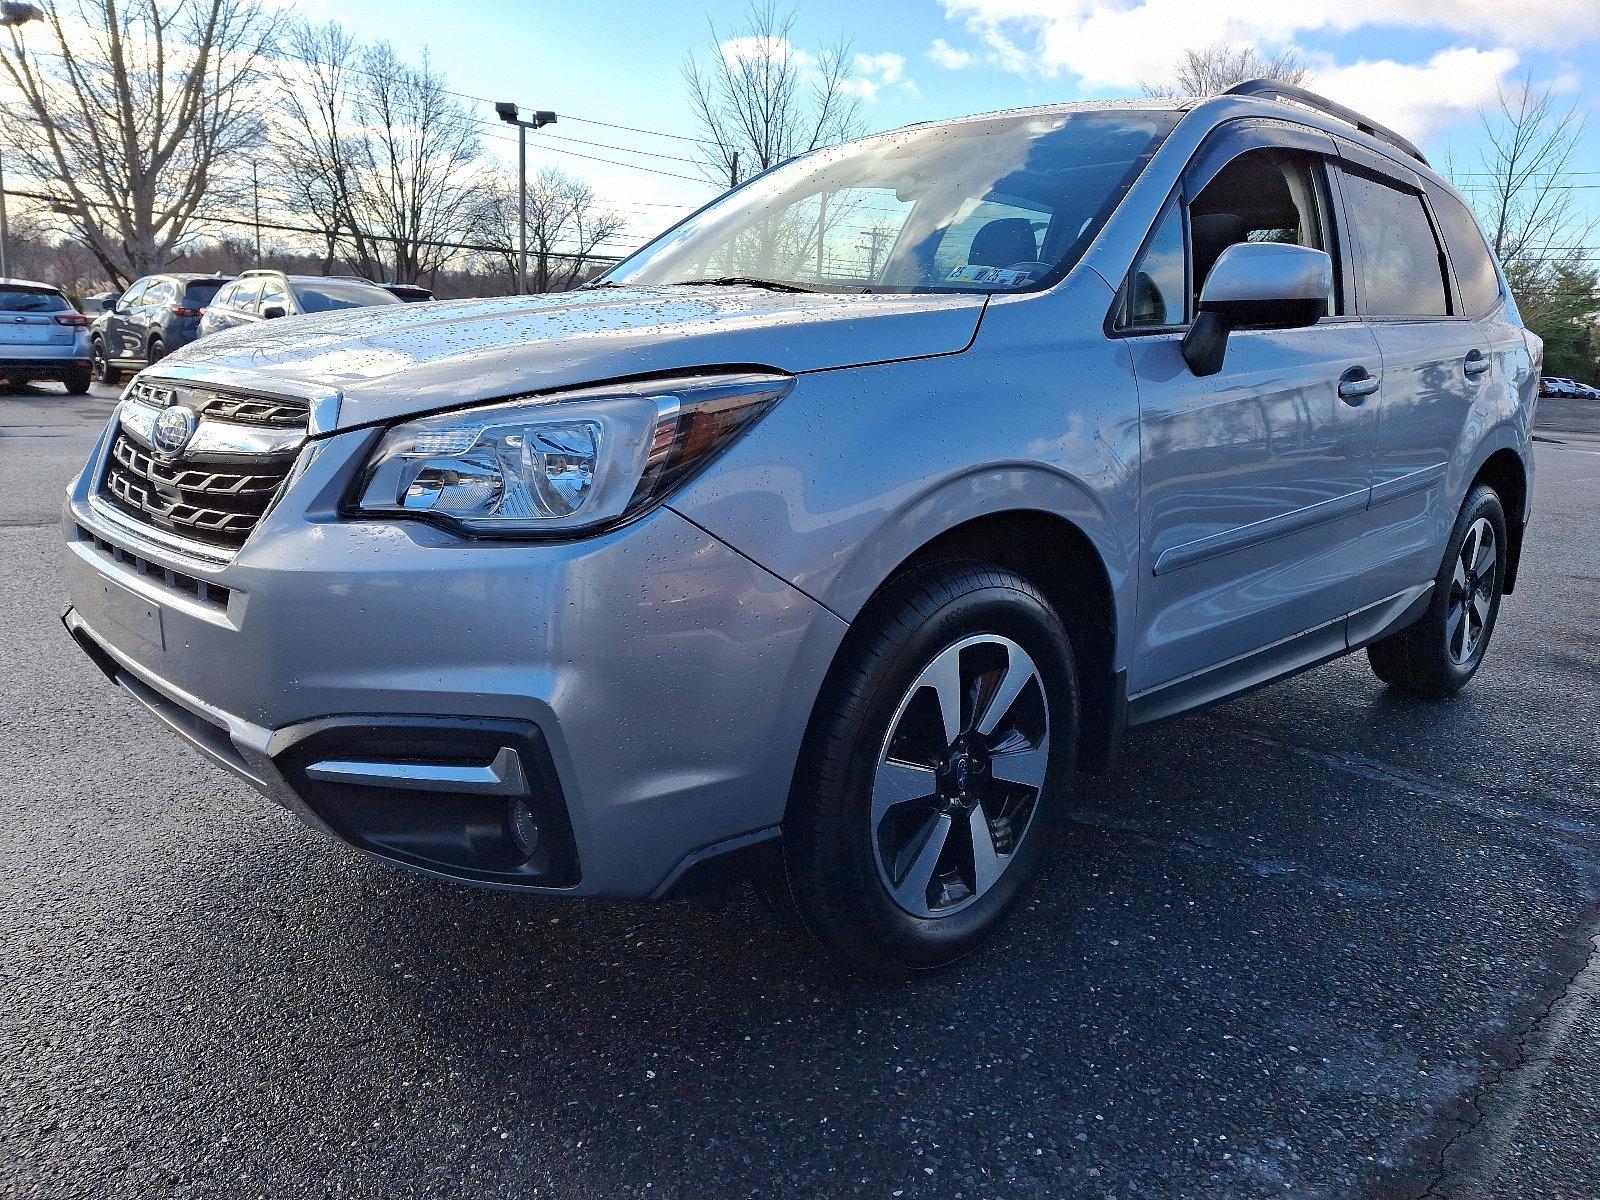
[291,279,403,313]
[603,108,1177,295]
[0,286,70,313]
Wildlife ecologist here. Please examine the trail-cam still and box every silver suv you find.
[62,83,1538,974]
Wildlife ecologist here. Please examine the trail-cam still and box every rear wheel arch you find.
[1472,448,1528,593]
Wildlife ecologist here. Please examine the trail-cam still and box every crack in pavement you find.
[1416,928,1600,1199]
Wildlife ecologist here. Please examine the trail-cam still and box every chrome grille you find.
[127,379,310,428]
[97,379,307,553]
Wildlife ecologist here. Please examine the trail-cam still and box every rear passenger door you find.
[1124,129,1385,702]
[1333,148,1483,606]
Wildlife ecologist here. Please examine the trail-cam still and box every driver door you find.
[1122,141,1383,711]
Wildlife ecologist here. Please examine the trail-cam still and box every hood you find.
[154,285,987,430]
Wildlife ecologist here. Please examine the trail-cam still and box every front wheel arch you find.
[795,509,1121,809]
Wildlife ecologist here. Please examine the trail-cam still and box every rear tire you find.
[147,336,166,364]
[91,340,118,385]
[62,367,92,395]
[1368,485,1508,698]
[774,563,1078,976]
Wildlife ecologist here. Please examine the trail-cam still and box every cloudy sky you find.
[305,0,1598,253]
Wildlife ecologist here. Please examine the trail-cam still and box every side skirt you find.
[1123,582,1434,728]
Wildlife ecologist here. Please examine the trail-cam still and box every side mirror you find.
[100,294,121,313]
[1182,242,1332,377]
[261,305,287,320]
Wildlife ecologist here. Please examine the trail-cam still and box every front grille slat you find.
[128,380,309,429]
[99,380,307,553]
[102,432,294,547]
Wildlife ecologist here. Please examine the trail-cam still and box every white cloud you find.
[928,38,976,69]
[845,51,917,103]
[855,51,906,83]
[1311,47,1519,140]
[939,0,1598,88]
[720,35,810,70]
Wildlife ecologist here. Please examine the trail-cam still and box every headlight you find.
[353,372,791,536]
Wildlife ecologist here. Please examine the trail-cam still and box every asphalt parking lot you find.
[2,380,1597,1199]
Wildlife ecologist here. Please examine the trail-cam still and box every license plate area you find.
[97,573,164,652]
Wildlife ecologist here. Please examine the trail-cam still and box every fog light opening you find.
[508,797,542,859]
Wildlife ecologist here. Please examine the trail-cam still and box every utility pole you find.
[730,151,739,191]
[494,102,557,294]
[0,146,11,280]
[251,161,262,263]
[0,3,44,279]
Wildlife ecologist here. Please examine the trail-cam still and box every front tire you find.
[776,564,1078,976]
[1368,485,1508,698]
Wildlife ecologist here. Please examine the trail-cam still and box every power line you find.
[0,185,634,261]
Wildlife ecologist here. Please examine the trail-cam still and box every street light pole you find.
[0,3,45,279]
[494,102,556,295]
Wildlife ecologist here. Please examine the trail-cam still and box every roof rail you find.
[1222,79,1428,166]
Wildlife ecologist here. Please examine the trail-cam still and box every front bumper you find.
[62,419,847,898]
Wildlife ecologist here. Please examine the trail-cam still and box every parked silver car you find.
[196,269,401,339]
[1,278,92,393]
[62,83,1538,973]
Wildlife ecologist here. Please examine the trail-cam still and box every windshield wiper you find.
[676,276,818,293]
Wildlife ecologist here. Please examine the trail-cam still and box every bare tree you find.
[271,22,487,284]
[272,20,367,273]
[1462,73,1593,275]
[468,169,624,293]
[1457,73,1598,381]
[1141,42,1308,99]
[684,0,865,189]
[0,0,280,285]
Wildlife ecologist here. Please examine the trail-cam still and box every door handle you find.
[1463,349,1491,377]
[1338,367,1380,404]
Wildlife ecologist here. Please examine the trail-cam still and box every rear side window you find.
[1429,188,1501,318]
[0,286,70,312]
[1339,168,1450,317]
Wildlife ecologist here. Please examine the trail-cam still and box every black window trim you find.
[1108,118,1354,339]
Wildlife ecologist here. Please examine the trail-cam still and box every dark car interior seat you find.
[968,218,1040,269]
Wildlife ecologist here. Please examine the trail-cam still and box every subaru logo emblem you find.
[151,404,198,458]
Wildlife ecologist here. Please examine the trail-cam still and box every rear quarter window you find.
[0,286,70,313]
[1429,187,1502,318]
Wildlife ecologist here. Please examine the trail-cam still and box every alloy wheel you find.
[871,634,1050,918]
[1447,517,1497,666]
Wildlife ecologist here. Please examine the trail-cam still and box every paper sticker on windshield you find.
[946,265,1031,287]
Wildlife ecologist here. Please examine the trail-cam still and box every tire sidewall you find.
[1433,486,1508,685]
[800,573,1078,970]
[91,340,116,385]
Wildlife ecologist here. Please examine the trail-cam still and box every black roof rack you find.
[1223,79,1428,166]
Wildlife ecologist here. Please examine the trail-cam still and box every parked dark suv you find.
[91,273,231,384]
